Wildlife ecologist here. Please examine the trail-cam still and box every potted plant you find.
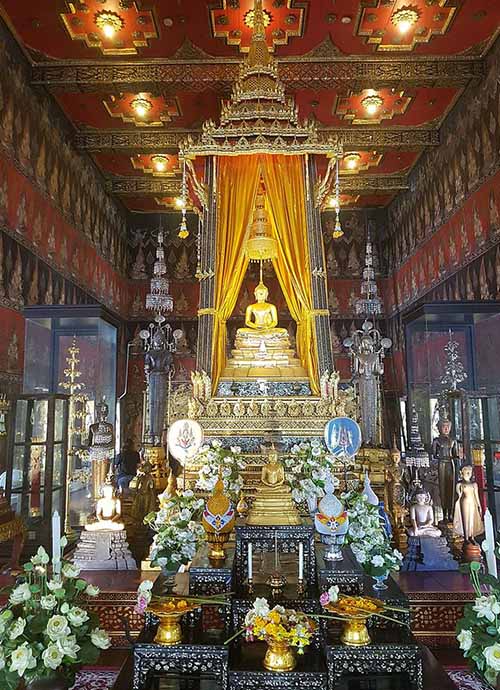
[241,597,316,672]
[144,489,205,584]
[456,556,500,689]
[0,545,110,690]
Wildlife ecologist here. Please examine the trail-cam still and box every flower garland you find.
[283,440,340,506]
[195,440,245,502]
[145,489,205,571]
[0,545,110,690]
[457,551,500,688]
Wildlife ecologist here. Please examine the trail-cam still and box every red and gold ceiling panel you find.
[324,194,395,210]
[357,1,456,52]
[340,151,382,174]
[336,88,412,125]
[210,0,306,53]
[131,153,181,177]
[120,197,179,212]
[60,1,159,56]
[316,151,418,177]
[103,92,181,127]
[1,1,498,60]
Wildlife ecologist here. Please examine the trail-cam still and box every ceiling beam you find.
[105,174,408,196]
[33,57,483,92]
[76,127,439,152]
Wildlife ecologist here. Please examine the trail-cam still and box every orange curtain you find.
[211,155,261,387]
[261,154,319,393]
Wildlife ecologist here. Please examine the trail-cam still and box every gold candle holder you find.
[297,578,305,596]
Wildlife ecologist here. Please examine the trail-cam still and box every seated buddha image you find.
[237,282,288,339]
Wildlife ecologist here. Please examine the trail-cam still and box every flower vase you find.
[372,572,389,590]
[263,640,297,672]
[26,676,71,690]
[321,533,344,562]
[160,567,178,594]
[306,494,318,518]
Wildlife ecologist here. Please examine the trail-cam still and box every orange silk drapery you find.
[261,154,319,393]
[211,155,261,387]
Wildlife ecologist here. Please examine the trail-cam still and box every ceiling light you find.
[131,97,152,118]
[391,6,420,34]
[344,153,361,170]
[152,155,168,172]
[362,94,383,115]
[94,10,124,39]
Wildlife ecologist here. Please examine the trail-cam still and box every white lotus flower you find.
[473,595,500,623]
[9,583,32,605]
[56,635,81,660]
[42,643,64,670]
[40,595,58,610]
[85,584,100,597]
[67,606,89,627]
[91,628,111,650]
[252,597,270,618]
[457,629,473,652]
[46,615,71,641]
[484,643,500,672]
[9,618,26,640]
[9,642,36,677]
[62,563,80,579]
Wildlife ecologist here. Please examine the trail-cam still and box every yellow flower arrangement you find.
[244,598,315,654]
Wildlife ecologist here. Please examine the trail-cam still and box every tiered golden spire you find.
[245,179,277,262]
[180,0,342,158]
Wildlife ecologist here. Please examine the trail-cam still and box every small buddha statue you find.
[247,446,301,526]
[86,478,124,531]
[453,464,484,543]
[431,416,460,523]
[237,282,288,337]
[131,459,158,525]
[88,399,115,501]
[408,490,442,538]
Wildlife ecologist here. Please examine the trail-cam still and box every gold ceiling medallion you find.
[362,95,384,115]
[94,10,125,39]
[131,97,152,118]
[244,9,272,29]
[391,6,420,34]
[181,0,342,158]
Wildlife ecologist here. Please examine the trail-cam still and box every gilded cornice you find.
[75,127,439,152]
[32,57,483,92]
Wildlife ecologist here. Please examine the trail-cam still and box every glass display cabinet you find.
[22,305,119,529]
[5,394,69,552]
[403,302,500,534]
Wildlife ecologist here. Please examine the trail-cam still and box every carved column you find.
[196,156,217,376]
[304,155,335,378]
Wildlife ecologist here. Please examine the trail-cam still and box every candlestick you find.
[274,532,278,570]
[298,542,304,581]
[484,509,498,577]
[52,510,61,576]
[247,543,253,581]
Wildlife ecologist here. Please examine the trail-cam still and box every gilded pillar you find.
[304,155,335,378]
[196,156,217,376]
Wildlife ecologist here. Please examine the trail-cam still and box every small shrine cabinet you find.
[5,394,69,551]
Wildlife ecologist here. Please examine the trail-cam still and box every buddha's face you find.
[415,493,427,506]
[102,484,114,500]
[254,286,268,303]
[461,466,473,481]
[439,420,452,436]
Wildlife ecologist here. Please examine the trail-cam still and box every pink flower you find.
[319,592,330,607]
[134,595,148,615]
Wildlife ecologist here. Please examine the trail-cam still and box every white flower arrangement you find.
[0,545,108,690]
[195,441,245,501]
[457,554,500,687]
[145,489,205,571]
[282,440,341,506]
[360,542,403,578]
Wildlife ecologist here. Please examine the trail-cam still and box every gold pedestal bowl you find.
[326,596,384,647]
[206,531,230,568]
[263,640,297,672]
[148,599,199,646]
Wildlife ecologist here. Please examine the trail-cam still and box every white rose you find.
[9,642,36,677]
[371,555,385,568]
[62,563,80,579]
[9,583,32,605]
[40,595,58,610]
[9,618,26,640]
[56,635,80,660]
[91,628,111,650]
[86,584,100,597]
[46,615,71,641]
[67,606,89,627]
[484,643,500,672]
[457,629,473,652]
[42,643,64,670]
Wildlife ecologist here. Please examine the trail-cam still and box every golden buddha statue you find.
[247,446,301,526]
[222,280,307,380]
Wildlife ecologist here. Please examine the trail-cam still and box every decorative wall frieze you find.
[32,57,483,92]
[341,176,409,192]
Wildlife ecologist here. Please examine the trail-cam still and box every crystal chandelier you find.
[145,229,173,315]
[355,228,382,317]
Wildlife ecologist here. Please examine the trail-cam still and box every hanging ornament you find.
[178,158,189,239]
[178,210,189,239]
[245,179,277,262]
[332,158,343,239]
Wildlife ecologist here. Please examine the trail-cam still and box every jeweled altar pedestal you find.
[73,529,137,571]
